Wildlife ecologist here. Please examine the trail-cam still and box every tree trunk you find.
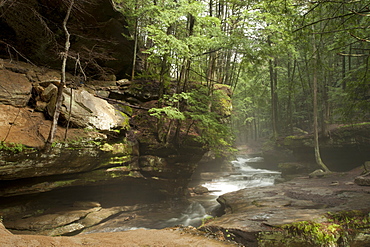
[312,34,330,173]
[269,58,278,139]
[287,59,296,134]
[131,0,139,81]
[44,0,74,151]
[321,75,330,138]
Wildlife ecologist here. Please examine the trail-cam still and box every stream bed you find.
[86,155,281,233]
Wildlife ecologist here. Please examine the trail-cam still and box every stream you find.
[86,155,281,233]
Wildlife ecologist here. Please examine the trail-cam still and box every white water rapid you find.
[202,156,281,196]
[88,155,281,233]
[167,155,281,227]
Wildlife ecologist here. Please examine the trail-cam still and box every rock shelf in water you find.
[200,166,370,246]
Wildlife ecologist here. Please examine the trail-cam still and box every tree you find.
[44,0,74,151]
[113,0,369,156]
[312,30,330,172]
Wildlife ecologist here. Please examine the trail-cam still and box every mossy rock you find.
[259,210,370,247]
[100,143,133,155]
[283,135,313,148]
[278,162,306,175]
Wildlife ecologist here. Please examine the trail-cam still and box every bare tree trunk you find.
[312,33,330,173]
[267,35,278,139]
[44,0,74,151]
[131,0,139,81]
[269,58,278,139]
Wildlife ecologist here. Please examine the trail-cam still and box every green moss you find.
[327,210,370,229]
[283,135,312,147]
[258,210,370,247]
[118,111,131,130]
[201,216,215,226]
[52,179,77,187]
[100,143,132,155]
[0,141,34,153]
[339,122,370,128]
[109,172,121,178]
[285,135,301,140]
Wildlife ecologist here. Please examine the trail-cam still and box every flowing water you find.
[87,155,281,233]
[166,155,281,227]
[202,156,280,196]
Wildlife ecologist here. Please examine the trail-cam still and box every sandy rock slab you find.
[0,223,237,247]
[4,203,145,237]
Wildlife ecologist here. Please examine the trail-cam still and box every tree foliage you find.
[114,0,369,152]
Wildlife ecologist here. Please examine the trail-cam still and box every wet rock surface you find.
[201,166,370,246]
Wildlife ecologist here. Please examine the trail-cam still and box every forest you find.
[0,1,369,245]
[114,0,369,146]
[1,0,368,155]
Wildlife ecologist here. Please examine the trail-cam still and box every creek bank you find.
[200,166,370,246]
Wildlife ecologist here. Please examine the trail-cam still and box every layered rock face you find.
[0,1,233,236]
[0,59,210,235]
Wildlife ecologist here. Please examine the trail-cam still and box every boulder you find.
[46,88,129,130]
[5,205,139,236]
[5,207,100,232]
[109,79,160,103]
[355,173,370,186]
[278,162,307,176]
[309,169,326,178]
[41,83,58,102]
[192,185,209,194]
[47,223,85,236]
[364,161,370,173]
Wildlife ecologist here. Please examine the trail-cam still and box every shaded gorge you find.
[1,154,281,236]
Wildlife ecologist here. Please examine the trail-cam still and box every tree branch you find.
[350,33,370,42]
[294,10,370,33]
[337,53,369,57]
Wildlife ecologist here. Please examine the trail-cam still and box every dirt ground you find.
[0,224,237,247]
